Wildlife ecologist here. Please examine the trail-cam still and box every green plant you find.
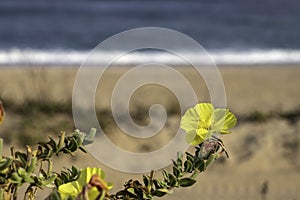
[0,127,96,199]
[109,136,229,200]
[0,101,237,200]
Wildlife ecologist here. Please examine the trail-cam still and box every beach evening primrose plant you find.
[58,167,113,200]
[0,100,237,200]
[180,103,237,145]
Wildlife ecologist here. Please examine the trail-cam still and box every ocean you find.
[0,0,300,66]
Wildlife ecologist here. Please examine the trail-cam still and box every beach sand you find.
[0,66,300,199]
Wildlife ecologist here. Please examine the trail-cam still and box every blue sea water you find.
[0,0,300,65]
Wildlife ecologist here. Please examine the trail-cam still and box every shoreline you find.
[1,63,300,68]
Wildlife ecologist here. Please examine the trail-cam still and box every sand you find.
[0,66,300,200]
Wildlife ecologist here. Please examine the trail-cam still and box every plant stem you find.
[0,188,4,200]
[190,170,200,180]
[47,159,53,175]
[13,186,18,200]
[0,138,3,160]
[150,170,154,188]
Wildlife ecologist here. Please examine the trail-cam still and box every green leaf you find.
[152,189,167,197]
[83,128,97,145]
[15,152,27,166]
[143,191,153,200]
[23,175,35,183]
[10,172,23,184]
[26,156,37,174]
[0,157,13,171]
[194,159,206,172]
[47,190,61,200]
[168,173,177,187]
[152,187,173,197]
[177,153,183,169]
[18,167,27,176]
[184,160,193,173]
[178,178,196,187]
[48,137,58,153]
[185,152,194,163]
[37,141,50,150]
[143,175,150,187]
[127,188,137,196]
[54,178,62,188]
[162,169,169,182]
[157,188,173,195]
[41,174,57,186]
[206,153,219,167]
[79,146,87,153]
[68,137,79,152]
[153,179,163,189]
[172,166,181,178]
[61,171,68,181]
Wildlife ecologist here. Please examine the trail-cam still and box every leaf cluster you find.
[109,138,227,200]
[0,129,95,200]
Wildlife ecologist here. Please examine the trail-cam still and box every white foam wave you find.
[1,48,300,66]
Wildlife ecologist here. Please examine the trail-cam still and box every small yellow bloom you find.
[58,167,113,200]
[180,103,237,145]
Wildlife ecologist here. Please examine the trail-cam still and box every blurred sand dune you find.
[0,66,300,200]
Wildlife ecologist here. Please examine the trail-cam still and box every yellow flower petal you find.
[88,187,102,200]
[220,130,231,134]
[58,181,80,199]
[185,132,204,146]
[213,108,237,132]
[180,107,200,133]
[77,167,105,185]
[185,128,208,145]
[58,167,111,200]
[180,103,214,133]
[223,111,237,130]
[181,103,237,145]
[196,103,214,129]
[196,128,210,140]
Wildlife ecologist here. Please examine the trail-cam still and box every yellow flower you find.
[58,167,113,200]
[180,103,237,145]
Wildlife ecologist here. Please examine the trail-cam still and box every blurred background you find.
[0,0,300,65]
[0,0,300,199]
